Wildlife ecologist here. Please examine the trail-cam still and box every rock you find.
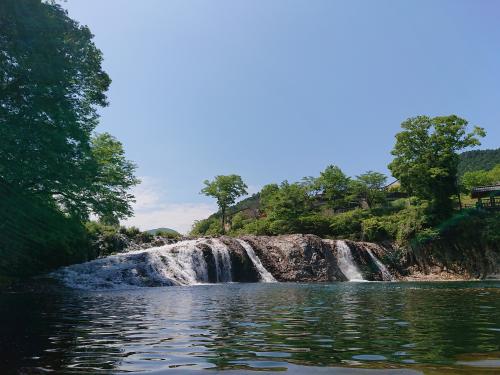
[242,234,345,282]
[219,237,259,282]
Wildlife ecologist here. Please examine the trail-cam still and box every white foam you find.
[52,239,219,290]
[336,240,365,281]
[237,239,276,282]
[366,248,393,281]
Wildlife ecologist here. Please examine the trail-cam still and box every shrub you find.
[119,226,141,238]
[155,230,181,239]
[240,218,273,235]
[329,209,371,240]
[298,214,332,237]
[190,218,216,236]
[361,216,396,242]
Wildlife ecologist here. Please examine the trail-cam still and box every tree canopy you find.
[0,0,139,276]
[388,115,485,218]
[0,0,137,223]
[201,175,248,233]
[351,171,387,208]
[313,165,351,208]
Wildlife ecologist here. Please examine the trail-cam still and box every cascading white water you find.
[209,239,233,282]
[366,249,393,281]
[52,239,235,290]
[237,239,276,282]
[336,240,365,281]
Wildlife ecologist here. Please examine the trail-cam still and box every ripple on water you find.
[352,354,387,361]
[1,281,499,373]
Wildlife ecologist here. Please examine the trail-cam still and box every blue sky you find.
[63,0,500,233]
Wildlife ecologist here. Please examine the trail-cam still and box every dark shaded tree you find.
[0,0,139,275]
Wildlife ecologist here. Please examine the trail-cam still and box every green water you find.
[1,281,499,374]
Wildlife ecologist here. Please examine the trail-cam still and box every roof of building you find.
[471,184,500,198]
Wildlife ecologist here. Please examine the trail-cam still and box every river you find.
[1,281,499,374]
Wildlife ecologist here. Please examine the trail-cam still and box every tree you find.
[0,0,139,275]
[0,1,138,223]
[258,181,313,234]
[261,181,312,222]
[1,0,110,193]
[351,171,387,208]
[388,115,485,218]
[88,133,140,225]
[313,165,351,209]
[201,175,248,233]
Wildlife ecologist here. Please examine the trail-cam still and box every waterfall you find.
[52,239,235,290]
[237,239,276,282]
[207,239,233,283]
[366,248,393,281]
[336,240,365,281]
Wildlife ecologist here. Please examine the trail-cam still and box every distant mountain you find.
[146,227,180,235]
[458,148,500,176]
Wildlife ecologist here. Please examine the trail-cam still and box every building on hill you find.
[471,184,500,210]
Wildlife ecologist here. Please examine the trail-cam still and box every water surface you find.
[1,281,499,374]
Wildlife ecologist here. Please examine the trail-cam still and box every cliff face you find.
[239,234,394,282]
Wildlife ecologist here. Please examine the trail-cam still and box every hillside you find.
[200,148,500,224]
[458,148,500,176]
[146,227,180,235]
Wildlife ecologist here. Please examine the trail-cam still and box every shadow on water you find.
[0,281,499,374]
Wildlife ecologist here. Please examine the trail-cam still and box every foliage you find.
[351,171,388,208]
[153,230,180,239]
[388,115,485,219]
[297,214,333,237]
[191,115,494,276]
[313,165,351,208]
[0,183,91,277]
[0,0,139,222]
[238,217,272,236]
[461,164,500,192]
[201,175,247,233]
[261,182,312,222]
[0,0,139,277]
[420,209,500,276]
[88,133,140,224]
[85,221,127,257]
[230,212,253,232]
[369,202,430,245]
[458,148,500,176]
[119,226,141,238]
[190,217,224,237]
[329,209,371,240]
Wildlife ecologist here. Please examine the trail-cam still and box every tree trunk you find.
[221,207,226,234]
[455,178,462,211]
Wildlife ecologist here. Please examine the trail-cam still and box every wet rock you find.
[219,236,259,282]
[242,234,345,282]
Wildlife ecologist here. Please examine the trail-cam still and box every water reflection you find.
[0,282,499,373]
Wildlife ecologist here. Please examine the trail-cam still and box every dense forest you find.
[0,0,141,278]
[458,148,500,176]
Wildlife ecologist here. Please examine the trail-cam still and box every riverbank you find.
[400,267,479,281]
